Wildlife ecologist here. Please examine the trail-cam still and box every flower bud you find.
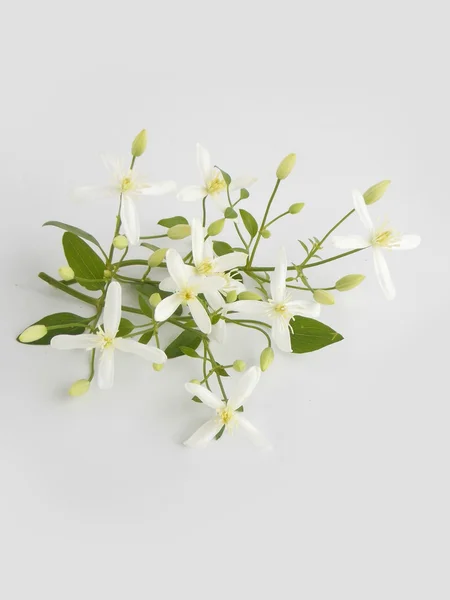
[313,289,335,305]
[233,360,246,372]
[18,324,47,343]
[149,292,161,307]
[103,269,112,279]
[148,247,168,267]
[58,266,75,281]
[167,224,191,240]
[363,180,391,205]
[335,274,366,292]
[153,363,164,372]
[207,218,226,237]
[224,207,238,219]
[226,290,237,303]
[276,153,296,180]
[131,129,147,157]
[288,202,304,214]
[238,291,262,301]
[190,379,201,385]
[69,379,90,397]
[260,347,274,372]
[261,229,271,239]
[113,235,128,250]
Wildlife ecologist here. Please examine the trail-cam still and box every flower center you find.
[180,288,196,303]
[372,224,401,249]
[206,173,226,195]
[274,302,287,314]
[121,175,135,192]
[197,259,214,275]
[218,406,235,426]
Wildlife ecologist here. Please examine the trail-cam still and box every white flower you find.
[76,157,176,246]
[184,366,270,449]
[51,282,167,389]
[230,248,320,352]
[155,249,224,334]
[177,143,256,213]
[332,190,421,300]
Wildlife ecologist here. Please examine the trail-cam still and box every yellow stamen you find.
[180,288,195,303]
[206,174,226,195]
[218,406,234,426]
[196,260,214,275]
[121,176,135,192]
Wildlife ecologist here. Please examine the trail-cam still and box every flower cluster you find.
[18,130,420,449]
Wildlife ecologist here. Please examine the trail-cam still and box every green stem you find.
[88,349,96,382]
[224,317,272,346]
[205,343,228,401]
[265,210,290,228]
[202,196,207,228]
[140,234,168,240]
[248,178,281,266]
[303,248,365,269]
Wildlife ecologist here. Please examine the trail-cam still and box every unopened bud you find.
[363,180,391,205]
[335,274,365,292]
[224,207,238,219]
[261,229,271,239]
[167,224,191,240]
[131,129,147,157]
[238,291,262,301]
[226,290,237,303]
[233,360,246,372]
[190,379,201,385]
[148,247,168,267]
[18,324,47,343]
[289,202,304,214]
[276,153,296,180]
[58,266,74,281]
[103,269,112,279]
[313,289,335,305]
[260,347,274,372]
[207,218,226,237]
[113,235,128,250]
[69,379,90,397]
[149,292,161,307]
[153,363,164,372]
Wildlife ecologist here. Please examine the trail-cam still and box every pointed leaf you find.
[62,232,105,291]
[213,241,233,256]
[44,221,104,254]
[158,216,188,228]
[165,329,202,359]
[290,316,343,354]
[239,209,258,238]
[117,318,134,337]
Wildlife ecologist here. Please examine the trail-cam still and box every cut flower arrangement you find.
[18,130,421,449]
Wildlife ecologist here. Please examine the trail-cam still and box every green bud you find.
[363,180,391,205]
[261,229,271,239]
[58,266,74,281]
[238,291,262,301]
[167,224,191,240]
[289,202,304,214]
[103,269,112,279]
[149,292,161,307]
[148,247,168,267]
[153,363,164,372]
[207,218,226,237]
[276,153,296,180]
[233,360,246,372]
[69,379,90,397]
[113,235,128,250]
[335,274,366,292]
[190,379,201,385]
[224,207,238,219]
[131,129,147,157]
[260,347,274,372]
[226,290,237,303]
[313,289,335,305]
[18,324,47,343]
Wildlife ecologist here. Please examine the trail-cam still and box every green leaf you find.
[239,209,258,238]
[213,241,233,256]
[117,318,134,337]
[165,329,202,359]
[192,395,202,403]
[216,167,231,186]
[215,365,229,377]
[138,330,154,344]
[62,232,106,291]
[239,188,250,200]
[138,294,154,318]
[158,216,188,228]
[290,316,343,354]
[137,283,182,316]
[17,312,89,345]
[44,221,104,254]
[215,425,226,440]
[363,180,391,206]
[179,346,201,359]
[224,207,238,219]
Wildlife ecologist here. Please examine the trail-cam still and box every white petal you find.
[236,415,272,449]
[97,348,115,389]
[138,180,176,196]
[72,185,116,202]
[229,366,261,410]
[210,192,229,213]
[214,252,247,272]
[187,298,211,334]
[103,281,122,338]
[352,189,374,232]
[159,277,177,292]
[114,338,167,363]
[177,185,207,203]
[195,275,225,293]
[393,234,421,250]
[184,419,223,448]
[120,196,140,246]
[229,175,257,191]
[211,319,227,344]
[286,299,321,319]
[51,333,99,350]
[185,382,223,408]
[204,290,225,311]
[271,317,292,353]
[165,249,188,289]
[191,217,205,267]
[373,247,396,300]
[270,247,288,303]
[331,235,369,250]
[229,300,269,315]
[154,294,182,322]
[196,143,213,184]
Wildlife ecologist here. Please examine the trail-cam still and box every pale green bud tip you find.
[69,379,90,397]
[153,363,164,372]
[313,289,335,305]
[207,218,226,237]
[19,325,48,343]
[113,235,128,250]
[224,207,238,219]
[260,347,274,372]
[233,360,246,372]
[261,229,271,239]
[149,292,161,307]
[131,129,147,157]
[103,269,112,279]
[190,379,201,385]
[363,180,391,205]
[167,224,191,240]
[238,291,262,301]
[226,290,237,303]
[58,266,75,281]
[336,274,366,292]
[289,202,304,215]
[276,153,296,180]
[148,247,168,267]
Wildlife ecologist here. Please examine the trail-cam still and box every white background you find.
[1,1,449,598]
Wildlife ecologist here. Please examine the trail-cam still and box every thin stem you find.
[88,349,96,382]
[303,248,365,269]
[202,196,207,228]
[226,181,248,250]
[248,178,281,266]
[206,344,228,402]
[224,317,272,346]
[140,234,168,240]
[265,210,290,228]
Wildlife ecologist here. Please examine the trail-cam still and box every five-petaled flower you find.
[331,190,421,300]
[229,248,320,352]
[177,143,256,213]
[51,282,167,389]
[184,366,270,449]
